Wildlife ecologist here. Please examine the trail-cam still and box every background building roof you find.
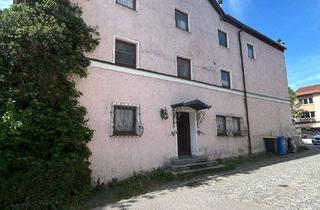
[297,85,320,96]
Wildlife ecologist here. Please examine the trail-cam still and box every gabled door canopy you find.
[172,99,212,111]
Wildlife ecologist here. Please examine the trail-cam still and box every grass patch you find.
[80,169,175,209]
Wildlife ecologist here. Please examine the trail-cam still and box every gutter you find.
[238,29,252,155]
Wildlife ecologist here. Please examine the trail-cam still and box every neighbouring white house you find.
[75,0,293,183]
[295,84,320,134]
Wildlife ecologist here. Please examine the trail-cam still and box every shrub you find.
[0,0,99,209]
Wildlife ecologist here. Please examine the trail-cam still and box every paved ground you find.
[97,142,320,210]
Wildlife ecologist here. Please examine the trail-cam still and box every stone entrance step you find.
[166,156,226,175]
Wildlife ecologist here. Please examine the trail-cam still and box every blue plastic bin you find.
[276,136,287,155]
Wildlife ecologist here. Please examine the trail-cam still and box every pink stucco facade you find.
[75,0,293,183]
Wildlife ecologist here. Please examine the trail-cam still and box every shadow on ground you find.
[81,144,320,210]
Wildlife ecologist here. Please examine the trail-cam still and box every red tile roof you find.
[296,85,320,96]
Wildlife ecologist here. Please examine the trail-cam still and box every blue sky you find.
[222,0,320,90]
[1,0,319,90]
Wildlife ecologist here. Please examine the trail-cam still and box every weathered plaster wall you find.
[75,0,292,182]
[77,67,290,183]
[77,0,289,101]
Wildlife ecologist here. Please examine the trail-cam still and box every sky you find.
[222,0,320,90]
[0,0,319,90]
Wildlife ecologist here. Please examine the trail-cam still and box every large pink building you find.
[76,0,292,183]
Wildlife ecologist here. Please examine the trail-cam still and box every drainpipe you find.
[238,29,252,155]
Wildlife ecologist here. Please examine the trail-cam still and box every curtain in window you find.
[217,116,226,135]
[114,108,135,132]
[232,118,240,135]
[177,19,187,30]
[116,0,134,8]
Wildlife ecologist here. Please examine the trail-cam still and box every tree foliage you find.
[0,0,99,209]
[288,87,303,119]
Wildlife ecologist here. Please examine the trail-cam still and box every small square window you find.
[309,98,314,104]
[217,116,227,136]
[218,30,228,48]
[311,112,316,118]
[177,57,191,80]
[115,40,137,68]
[247,44,255,59]
[113,105,137,136]
[116,0,136,10]
[221,70,231,89]
[175,9,189,31]
[303,99,308,104]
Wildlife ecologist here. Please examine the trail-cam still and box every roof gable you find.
[206,0,286,51]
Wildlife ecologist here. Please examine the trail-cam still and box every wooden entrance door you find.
[177,112,191,157]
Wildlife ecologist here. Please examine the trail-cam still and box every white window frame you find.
[247,43,256,59]
[220,69,233,89]
[174,7,191,33]
[176,54,193,80]
[113,35,140,69]
[114,0,138,11]
[218,29,229,48]
[309,98,314,104]
[110,102,142,137]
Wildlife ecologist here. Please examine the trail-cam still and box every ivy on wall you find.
[0,0,99,209]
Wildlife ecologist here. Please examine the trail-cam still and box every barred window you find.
[113,105,137,136]
[217,115,245,137]
[216,116,227,136]
[232,117,241,136]
[116,0,136,10]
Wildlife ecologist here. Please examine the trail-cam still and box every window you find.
[113,105,137,136]
[247,44,255,59]
[116,0,136,10]
[309,98,314,104]
[299,99,302,104]
[217,115,245,136]
[177,57,191,79]
[175,9,189,31]
[303,112,311,118]
[232,117,241,136]
[221,70,231,89]
[303,99,308,104]
[311,112,316,118]
[218,30,228,47]
[217,116,226,136]
[115,40,137,68]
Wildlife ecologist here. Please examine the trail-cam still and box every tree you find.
[0,0,99,209]
[288,87,303,120]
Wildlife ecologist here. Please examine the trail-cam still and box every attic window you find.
[175,9,189,31]
[116,0,136,10]
[218,30,228,48]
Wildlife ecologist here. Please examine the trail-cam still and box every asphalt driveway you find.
[96,144,320,210]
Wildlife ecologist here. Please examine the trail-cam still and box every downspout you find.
[238,29,252,155]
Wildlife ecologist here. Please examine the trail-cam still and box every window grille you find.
[111,103,143,137]
[216,115,246,137]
